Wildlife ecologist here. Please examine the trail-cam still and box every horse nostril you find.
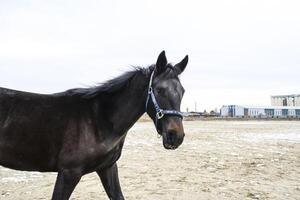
[166,130,178,145]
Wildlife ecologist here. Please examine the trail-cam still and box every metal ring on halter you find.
[156,110,164,119]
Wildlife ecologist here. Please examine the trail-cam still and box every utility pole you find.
[194,101,197,112]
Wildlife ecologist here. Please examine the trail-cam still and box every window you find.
[282,109,288,116]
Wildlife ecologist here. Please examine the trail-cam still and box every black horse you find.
[0,51,188,200]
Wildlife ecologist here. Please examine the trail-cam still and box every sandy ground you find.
[1,121,300,200]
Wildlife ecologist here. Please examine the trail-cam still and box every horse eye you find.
[156,88,166,95]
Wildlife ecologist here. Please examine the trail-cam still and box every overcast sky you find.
[0,0,299,111]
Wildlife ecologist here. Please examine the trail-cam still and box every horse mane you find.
[59,63,178,99]
[62,66,154,99]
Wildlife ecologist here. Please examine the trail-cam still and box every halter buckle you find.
[156,110,164,119]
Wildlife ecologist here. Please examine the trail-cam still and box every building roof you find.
[271,94,300,98]
[222,105,300,109]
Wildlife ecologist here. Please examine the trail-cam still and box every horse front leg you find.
[51,168,82,200]
[97,163,125,200]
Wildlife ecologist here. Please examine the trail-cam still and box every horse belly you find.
[0,127,58,172]
[0,143,57,172]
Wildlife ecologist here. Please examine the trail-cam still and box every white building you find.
[271,94,300,106]
[220,105,300,118]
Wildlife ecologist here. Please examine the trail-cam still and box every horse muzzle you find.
[162,130,185,150]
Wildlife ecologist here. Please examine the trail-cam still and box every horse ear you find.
[174,55,188,75]
[156,51,168,74]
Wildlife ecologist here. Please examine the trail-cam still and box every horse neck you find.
[102,73,149,133]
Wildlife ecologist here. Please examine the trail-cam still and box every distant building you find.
[271,94,300,106]
[220,105,300,118]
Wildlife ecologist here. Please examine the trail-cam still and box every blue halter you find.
[145,68,184,130]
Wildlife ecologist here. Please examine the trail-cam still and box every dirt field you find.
[1,121,300,200]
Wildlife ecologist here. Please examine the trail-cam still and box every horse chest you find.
[99,147,122,168]
[84,142,124,172]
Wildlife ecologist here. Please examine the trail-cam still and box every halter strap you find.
[145,68,184,130]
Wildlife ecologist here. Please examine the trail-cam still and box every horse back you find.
[0,87,84,171]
